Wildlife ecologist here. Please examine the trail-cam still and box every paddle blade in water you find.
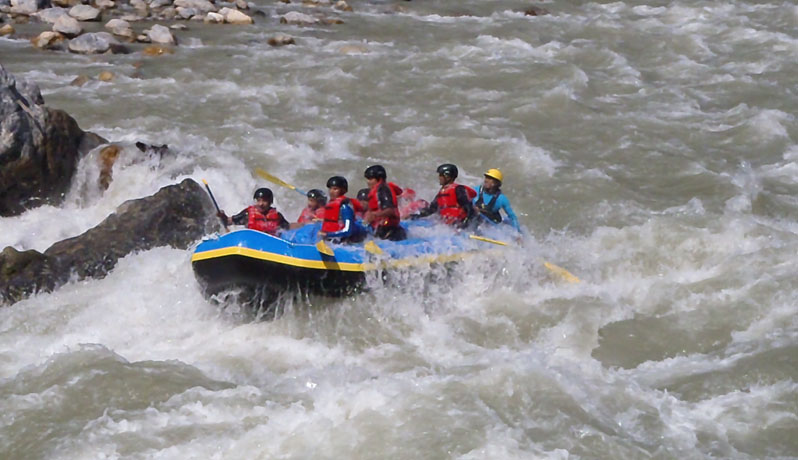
[316,240,335,256]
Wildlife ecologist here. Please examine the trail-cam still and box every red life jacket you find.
[247,205,283,235]
[367,181,402,228]
[297,206,324,224]
[435,183,476,225]
[322,196,364,232]
[399,199,429,219]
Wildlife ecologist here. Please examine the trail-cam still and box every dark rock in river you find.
[0,179,218,305]
[0,64,106,216]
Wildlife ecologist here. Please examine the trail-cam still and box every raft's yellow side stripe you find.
[191,246,486,272]
[191,247,366,272]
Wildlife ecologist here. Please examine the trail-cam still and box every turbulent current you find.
[2,1,798,458]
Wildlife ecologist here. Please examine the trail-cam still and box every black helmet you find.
[364,164,387,180]
[307,189,326,201]
[357,188,370,201]
[253,187,273,201]
[437,163,458,179]
[326,176,348,192]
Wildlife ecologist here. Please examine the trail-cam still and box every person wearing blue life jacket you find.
[472,168,520,232]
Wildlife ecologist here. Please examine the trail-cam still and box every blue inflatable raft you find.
[191,221,507,297]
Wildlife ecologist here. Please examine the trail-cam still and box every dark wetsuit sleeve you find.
[231,208,248,225]
[377,184,396,209]
[456,186,475,220]
[414,195,438,217]
[277,212,290,230]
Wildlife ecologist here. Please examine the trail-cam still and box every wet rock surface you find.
[0,179,218,305]
[0,64,106,216]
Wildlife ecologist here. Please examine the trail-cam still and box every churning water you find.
[2,1,798,458]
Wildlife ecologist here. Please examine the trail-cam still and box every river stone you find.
[68,4,100,20]
[97,143,120,189]
[129,0,147,14]
[10,0,50,15]
[233,0,246,9]
[524,6,549,16]
[339,44,366,54]
[219,7,251,24]
[0,65,106,216]
[280,11,317,25]
[53,14,81,37]
[0,247,55,304]
[104,18,133,38]
[0,24,13,36]
[333,1,351,12]
[120,13,145,21]
[173,0,213,13]
[30,30,64,49]
[146,24,173,44]
[141,43,173,55]
[0,179,218,305]
[203,11,221,23]
[156,6,176,19]
[148,0,170,8]
[34,6,69,23]
[70,74,90,86]
[94,0,113,9]
[175,6,195,18]
[68,31,116,53]
[267,34,294,46]
[51,0,78,7]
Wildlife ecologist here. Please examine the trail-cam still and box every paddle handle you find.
[202,179,228,231]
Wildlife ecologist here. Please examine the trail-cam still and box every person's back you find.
[363,165,406,241]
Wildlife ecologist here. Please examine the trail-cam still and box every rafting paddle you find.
[255,168,307,197]
[316,239,335,256]
[364,240,383,255]
[202,179,228,231]
[467,234,580,283]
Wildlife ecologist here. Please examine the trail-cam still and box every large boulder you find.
[53,14,82,37]
[0,64,106,216]
[0,179,218,305]
[67,31,118,53]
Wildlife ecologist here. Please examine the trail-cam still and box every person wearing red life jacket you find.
[290,188,327,229]
[362,164,407,241]
[318,176,366,243]
[217,187,290,236]
[410,163,476,228]
[398,187,429,219]
[356,188,370,219]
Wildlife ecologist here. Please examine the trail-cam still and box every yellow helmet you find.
[484,168,503,183]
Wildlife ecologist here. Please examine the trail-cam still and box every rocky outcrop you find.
[0,179,218,305]
[0,64,106,216]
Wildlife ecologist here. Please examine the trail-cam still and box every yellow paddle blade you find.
[364,240,383,255]
[255,168,297,191]
[469,234,508,246]
[316,240,334,256]
[543,261,580,283]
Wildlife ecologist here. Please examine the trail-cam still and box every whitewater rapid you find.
[2,0,798,458]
